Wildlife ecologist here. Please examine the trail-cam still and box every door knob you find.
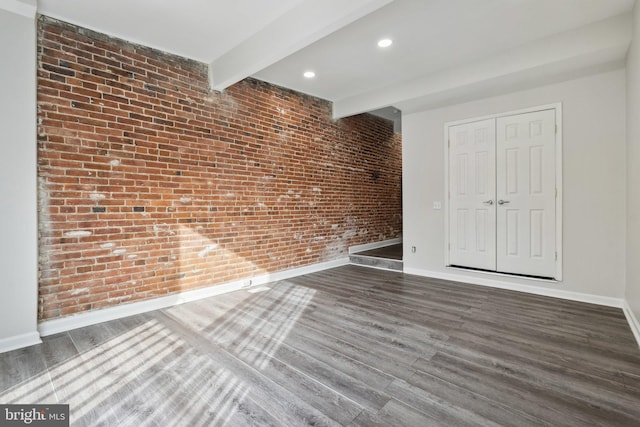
[498,200,510,205]
[483,200,494,205]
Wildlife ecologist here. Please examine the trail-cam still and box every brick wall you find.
[36,17,402,321]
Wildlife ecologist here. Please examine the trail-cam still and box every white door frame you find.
[443,103,563,281]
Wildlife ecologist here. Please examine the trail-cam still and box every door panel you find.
[496,110,556,277]
[530,209,544,258]
[505,149,519,194]
[506,209,519,256]
[449,119,496,270]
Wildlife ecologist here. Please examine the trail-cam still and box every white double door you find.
[448,109,556,278]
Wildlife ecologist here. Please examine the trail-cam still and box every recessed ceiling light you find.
[303,71,316,78]
[378,38,393,48]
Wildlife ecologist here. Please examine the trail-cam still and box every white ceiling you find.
[34,0,636,119]
[255,0,635,117]
[257,0,633,99]
[37,0,306,63]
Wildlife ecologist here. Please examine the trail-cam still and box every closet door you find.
[448,119,496,271]
[496,110,556,278]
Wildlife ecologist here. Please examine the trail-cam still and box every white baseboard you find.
[35,257,640,350]
[244,257,349,287]
[39,257,349,337]
[623,301,640,348]
[349,237,402,254]
[0,331,42,354]
[404,267,624,308]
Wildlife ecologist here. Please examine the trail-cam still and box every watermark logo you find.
[0,405,68,426]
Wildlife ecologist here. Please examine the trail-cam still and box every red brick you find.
[37,16,402,321]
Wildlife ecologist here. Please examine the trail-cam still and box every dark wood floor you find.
[353,243,403,260]
[1,265,639,426]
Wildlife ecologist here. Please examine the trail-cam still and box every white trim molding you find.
[404,267,624,308]
[622,301,640,348]
[0,331,41,354]
[349,237,402,254]
[39,257,348,337]
[0,0,37,18]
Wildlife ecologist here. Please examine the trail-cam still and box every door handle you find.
[498,200,510,205]
[483,200,494,205]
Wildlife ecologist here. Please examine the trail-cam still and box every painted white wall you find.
[626,2,640,329]
[403,69,627,300]
[0,5,40,352]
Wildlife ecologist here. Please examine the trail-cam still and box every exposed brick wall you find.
[36,16,402,321]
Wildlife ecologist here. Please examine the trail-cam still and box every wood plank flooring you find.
[1,265,639,426]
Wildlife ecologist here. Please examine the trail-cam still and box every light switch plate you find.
[433,201,442,210]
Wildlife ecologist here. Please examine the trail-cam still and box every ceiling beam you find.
[0,0,36,18]
[209,0,393,92]
[333,13,632,118]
